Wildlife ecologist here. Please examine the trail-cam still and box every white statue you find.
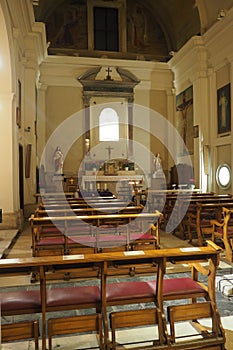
[153,154,163,178]
[53,146,64,174]
[154,154,162,171]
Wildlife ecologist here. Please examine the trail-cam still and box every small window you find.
[94,7,119,51]
[216,164,231,189]
[99,108,119,141]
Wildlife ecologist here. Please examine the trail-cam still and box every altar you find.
[82,174,144,198]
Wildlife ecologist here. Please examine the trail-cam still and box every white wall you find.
[169,7,233,192]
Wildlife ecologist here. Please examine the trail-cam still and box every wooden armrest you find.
[206,240,223,252]
[210,219,224,227]
[190,263,209,276]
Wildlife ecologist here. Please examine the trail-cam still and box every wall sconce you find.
[24,126,31,132]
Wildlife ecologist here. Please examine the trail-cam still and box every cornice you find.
[168,36,208,89]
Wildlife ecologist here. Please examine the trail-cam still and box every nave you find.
[1,214,233,350]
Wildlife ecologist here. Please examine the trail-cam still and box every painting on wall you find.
[217,83,231,135]
[127,0,168,56]
[175,86,194,156]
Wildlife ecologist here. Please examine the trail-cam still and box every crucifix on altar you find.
[106,145,114,160]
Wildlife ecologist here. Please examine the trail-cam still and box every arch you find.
[0,4,12,93]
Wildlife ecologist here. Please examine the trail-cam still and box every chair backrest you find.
[167,301,219,343]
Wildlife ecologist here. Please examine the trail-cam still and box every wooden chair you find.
[174,195,233,241]
[1,320,40,350]
[186,200,233,245]
[211,206,233,262]
[109,308,168,350]
[167,301,225,349]
[48,313,104,350]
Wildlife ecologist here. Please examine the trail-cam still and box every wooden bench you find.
[34,204,144,218]
[101,241,224,348]
[187,201,233,246]
[32,205,145,255]
[147,191,215,220]
[0,243,225,350]
[148,192,219,235]
[29,211,161,258]
[211,206,233,262]
[39,198,126,210]
[161,192,217,233]
[172,195,233,240]
[0,255,103,350]
[35,192,117,203]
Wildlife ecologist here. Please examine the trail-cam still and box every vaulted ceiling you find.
[33,0,233,61]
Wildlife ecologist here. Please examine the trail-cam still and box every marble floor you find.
[0,226,233,349]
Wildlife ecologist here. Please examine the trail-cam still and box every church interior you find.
[1,0,233,349]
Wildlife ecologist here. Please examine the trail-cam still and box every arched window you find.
[99,107,119,141]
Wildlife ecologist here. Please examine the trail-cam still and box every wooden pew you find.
[35,192,117,203]
[34,204,144,217]
[39,200,128,211]
[0,243,225,350]
[187,201,233,246]
[30,211,161,256]
[29,212,161,280]
[103,241,224,348]
[211,206,233,262]
[33,205,159,254]
[147,191,217,234]
[161,192,217,231]
[171,195,233,239]
[0,255,103,350]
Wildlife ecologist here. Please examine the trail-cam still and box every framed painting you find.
[217,83,231,135]
[176,85,194,155]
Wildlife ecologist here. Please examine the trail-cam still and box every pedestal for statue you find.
[52,174,64,191]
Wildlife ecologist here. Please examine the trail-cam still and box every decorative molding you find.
[78,66,140,97]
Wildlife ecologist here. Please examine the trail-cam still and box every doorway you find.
[19,144,24,211]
